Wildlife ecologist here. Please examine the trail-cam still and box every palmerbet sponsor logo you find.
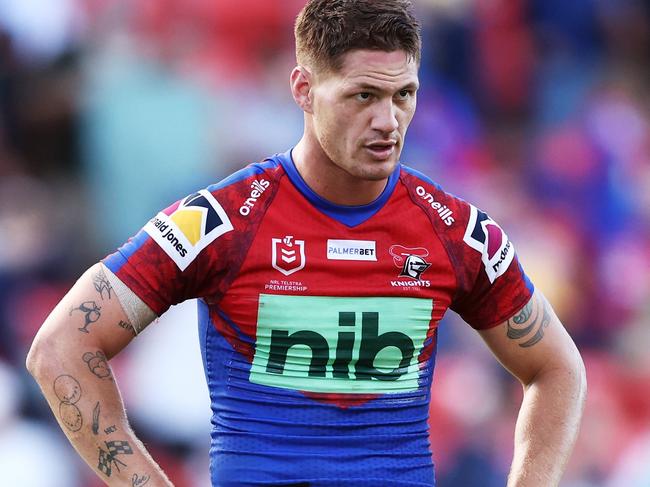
[239,179,270,216]
[415,186,455,226]
[249,295,432,393]
[327,239,377,261]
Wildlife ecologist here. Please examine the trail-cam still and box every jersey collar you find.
[275,148,401,228]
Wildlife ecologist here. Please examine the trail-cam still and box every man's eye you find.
[356,92,371,101]
[398,90,411,99]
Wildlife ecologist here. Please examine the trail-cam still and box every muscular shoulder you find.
[141,158,286,271]
[400,165,514,279]
[399,165,466,227]
[399,165,530,328]
[103,156,288,314]
[204,158,286,217]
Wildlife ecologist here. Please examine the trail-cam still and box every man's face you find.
[308,49,419,181]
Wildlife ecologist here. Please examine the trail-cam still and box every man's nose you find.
[371,99,399,134]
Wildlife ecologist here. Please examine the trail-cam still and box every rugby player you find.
[26,1,587,485]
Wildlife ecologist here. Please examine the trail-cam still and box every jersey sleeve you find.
[450,203,534,330]
[101,161,282,316]
[101,189,235,316]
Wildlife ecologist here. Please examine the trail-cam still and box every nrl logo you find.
[272,236,306,276]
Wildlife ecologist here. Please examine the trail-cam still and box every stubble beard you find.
[330,148,397,182]
[318,129,400,182]
[355,144,401,180]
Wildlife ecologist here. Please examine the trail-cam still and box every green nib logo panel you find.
[250,295,433,394]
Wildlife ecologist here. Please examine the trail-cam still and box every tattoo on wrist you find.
[53,375,83,432]
[71,301,102,333]
[93,270,114,300]
[506,294,551,348]
[97,440,134,477]
[83,351,113,380]
[132,473,151,486]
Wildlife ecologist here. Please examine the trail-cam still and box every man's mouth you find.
[365,141,397,160]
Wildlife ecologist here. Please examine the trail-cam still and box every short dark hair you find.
[295,0,421,72]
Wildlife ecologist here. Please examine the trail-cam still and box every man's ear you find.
[290,65,314,114]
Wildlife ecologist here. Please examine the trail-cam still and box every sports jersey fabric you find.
[103,149,534,486]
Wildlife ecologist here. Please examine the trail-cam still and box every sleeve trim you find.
[472,279,535,330]
[100,263,157,334]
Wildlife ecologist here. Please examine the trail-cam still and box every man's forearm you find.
[507,360,587,487]
[27,339,172,486]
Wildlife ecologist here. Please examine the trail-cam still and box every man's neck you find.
[291,137,390,206]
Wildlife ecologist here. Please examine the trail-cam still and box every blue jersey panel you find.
[198,300,436,486]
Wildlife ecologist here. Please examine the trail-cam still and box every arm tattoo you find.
[93,413,116,435]
[505,302,535,340]
[92,402,100,435]
[83,351,113,380]
[506,295,552,348]
[70,301,102,333]
[132,473,151,486]
[118,319,137,336]
[97,440,134,477]
[93,270,114,300]
[53,375,83,432]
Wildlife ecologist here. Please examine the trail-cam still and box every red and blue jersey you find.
[103,149,534,486]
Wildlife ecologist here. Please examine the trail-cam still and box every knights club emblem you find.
[389,245,431,280]
[272,236,306,276]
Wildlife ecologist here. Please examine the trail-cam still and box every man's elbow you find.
[529,345,588,407]
[574,350,588,409]
[25,331,58,381]
[26,333,46,378]
[547,346,588,410]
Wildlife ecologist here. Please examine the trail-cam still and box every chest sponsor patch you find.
[250,294,433,394]
[143,190,233,271]
[463,205,515,283]
[326,239,377,261]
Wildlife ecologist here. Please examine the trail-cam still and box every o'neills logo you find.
[239,179,270,216]
[415,186,455,226]
[151,217,189,257]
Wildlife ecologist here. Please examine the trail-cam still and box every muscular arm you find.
[479,289,587,487]
[26,263,173,486]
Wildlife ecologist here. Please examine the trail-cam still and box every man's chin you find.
[356,157,399,180]
[354,163,395,181]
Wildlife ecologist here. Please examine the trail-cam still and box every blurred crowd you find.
[0,1,649,486]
